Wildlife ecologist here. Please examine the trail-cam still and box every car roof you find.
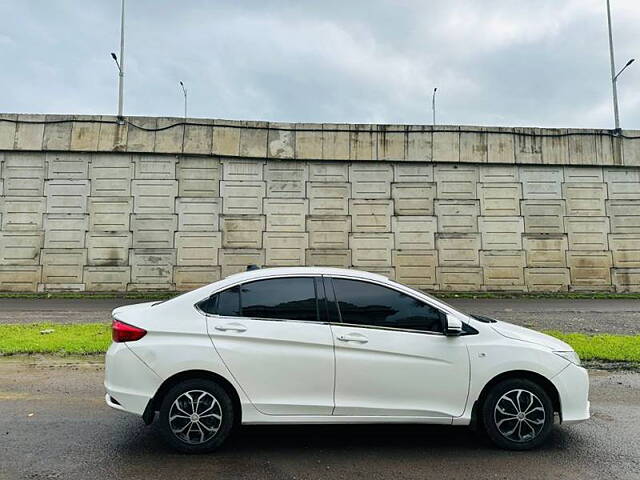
[223,266,389,283]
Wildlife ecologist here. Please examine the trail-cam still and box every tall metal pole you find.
[432,87,437,126]
[606,0,620,131]
[117,0,125,123]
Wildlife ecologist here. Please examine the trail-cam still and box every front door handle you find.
[336,333,368,344]
[214,322,247,333]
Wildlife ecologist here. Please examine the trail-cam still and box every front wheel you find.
[481,378,554,450]
[158,379,235,453]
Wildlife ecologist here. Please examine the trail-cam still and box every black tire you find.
[158,379,235,453]
[481,378,554,451]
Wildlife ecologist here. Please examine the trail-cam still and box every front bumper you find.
[552,362,590,424]
[104,342,162,416]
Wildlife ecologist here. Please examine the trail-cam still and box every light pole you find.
[179,81,188,120]
[432,87,437,126]
[110,0,126,123]
[606,0,634,132]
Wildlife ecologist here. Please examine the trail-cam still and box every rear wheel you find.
[158,379,234,453]
[481,378,554,450]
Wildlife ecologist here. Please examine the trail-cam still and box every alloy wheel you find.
[493,389,546,443]
[168,390,223,445]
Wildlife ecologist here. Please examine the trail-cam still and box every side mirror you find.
[445,314,463,336]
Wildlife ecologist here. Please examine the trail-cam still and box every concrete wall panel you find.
[176,198,220,231]
[434,200,479,233]
[565,217,610,250]
[563,182,607,216]
[478,183,521,216]
[220,215,265,249]
[265,161,307,198]
[132,180,178,214]
[0,197,45,230]
[523,234,568,268]
[175,231,221,266]
[391,183,435,215]
[520,166,563,199]
[393,250,437,289]
[264,198,307,232]
[220,181,265,215]
[434,164,477,199]
[131,215,178,249]
[177,157,220,197]
[350,199,393,232]
[607,200,640,234]
[436,233,480,266]
[44,214,88,249]
[349,163,393,199]
[479,216,524,250]
[350,233,393,267]
[521,200,565,234]
[86,231,131,266]
[392,216,437,250]
[307,216,350,249]
[264,232,307,266]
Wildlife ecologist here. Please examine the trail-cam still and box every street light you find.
[606,0,634,132]
[614,58,635,81]
[432,87,437,126]
[111,0,126,123]
[179,81,188,120]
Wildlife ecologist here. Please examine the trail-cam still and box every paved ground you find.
[0,357,638,480]
[2,297,640,334]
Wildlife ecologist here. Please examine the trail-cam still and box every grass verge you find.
[1,323,640,365]
[545,331,640,363]
[0,323,111,355]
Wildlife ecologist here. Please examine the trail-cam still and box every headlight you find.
[554,350,581,366]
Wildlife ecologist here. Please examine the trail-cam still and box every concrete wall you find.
[1,114,639,292]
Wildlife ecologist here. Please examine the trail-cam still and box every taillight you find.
[112,319,147,342]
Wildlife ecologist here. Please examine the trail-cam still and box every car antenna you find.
[246,264,260,271]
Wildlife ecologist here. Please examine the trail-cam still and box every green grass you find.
[434,292,640,300]
[1,323,639,364]
[0,323,111,355]
[544,331,640,363]
[0,292,177,300]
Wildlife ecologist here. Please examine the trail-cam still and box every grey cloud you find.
[0,0,638,129]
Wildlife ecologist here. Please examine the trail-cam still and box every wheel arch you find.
[144,370,242,426]
[470,369,562,429]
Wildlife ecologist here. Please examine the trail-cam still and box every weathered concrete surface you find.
[0,358,638,480]
[1,115,640,293]
[1,297,639,335]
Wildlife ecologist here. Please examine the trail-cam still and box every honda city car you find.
[105,267,589,453]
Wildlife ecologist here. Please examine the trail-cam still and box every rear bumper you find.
[104,342,162,416]
[552,363,590,424]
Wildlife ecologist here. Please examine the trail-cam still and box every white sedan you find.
[105,267,589,453]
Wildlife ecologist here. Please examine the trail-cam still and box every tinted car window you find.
[332,278,444,333]
[197,286,241,316]
[240,277,318,322]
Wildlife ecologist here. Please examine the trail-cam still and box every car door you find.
[327,276,470,419]
[202,276,335,416]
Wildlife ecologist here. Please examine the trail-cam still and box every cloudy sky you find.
[1,0,639,129]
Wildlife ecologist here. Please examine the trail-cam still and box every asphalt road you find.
[2,297,640,334]
[0,357,638,480]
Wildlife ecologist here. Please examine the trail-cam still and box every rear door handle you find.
[336,333,368,344]
[214,322,247,333]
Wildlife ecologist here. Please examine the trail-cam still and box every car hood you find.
[491,321,573,351]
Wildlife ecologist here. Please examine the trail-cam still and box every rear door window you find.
[198,278,319,322]
[240,277,318,322]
